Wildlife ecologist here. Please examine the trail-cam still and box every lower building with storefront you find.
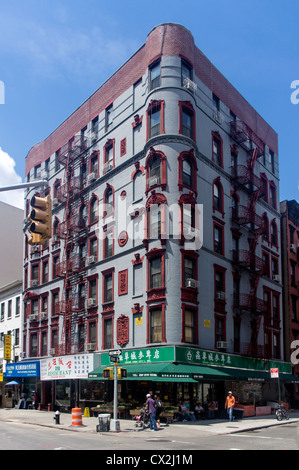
[88,345,298,418]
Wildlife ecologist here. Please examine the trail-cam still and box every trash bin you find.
[97,413,111,432]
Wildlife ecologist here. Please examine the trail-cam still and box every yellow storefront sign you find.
[4,335,11,361]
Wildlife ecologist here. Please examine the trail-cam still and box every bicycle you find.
[275,405,289,421]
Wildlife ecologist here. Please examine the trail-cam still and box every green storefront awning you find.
[88,362,230,382]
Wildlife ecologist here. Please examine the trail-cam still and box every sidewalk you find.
[1,407,299,437]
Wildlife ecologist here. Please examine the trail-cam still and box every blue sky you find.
[0,0,298,208]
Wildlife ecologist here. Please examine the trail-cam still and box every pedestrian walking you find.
[225,391,235,422]
[146,393,158,431]
[154,394,163,428]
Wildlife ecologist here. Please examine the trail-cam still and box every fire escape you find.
[54,135,90,356]
[230,120,267,358]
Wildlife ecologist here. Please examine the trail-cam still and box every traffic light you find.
[117,368,127,379]
[28,195,52,245]
[103,368,113,379]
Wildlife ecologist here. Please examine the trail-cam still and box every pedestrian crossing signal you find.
[103,368,113,379]
[117,368,127,379]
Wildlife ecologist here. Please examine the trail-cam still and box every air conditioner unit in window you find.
[149,176,160,186]
[104,161,113,173]
[183,77,197,93]
[31,280,39,287]
[40,312,48,320]
[32,246,39,253]
[272,275,280,282]
[186,278,199,288]
[52,234,59,243]
[217,341,228,349]
[87,256,96,264]
[290,244,296,253]
[87,298,96,308]
[49,348,56,356]
[87,343,96,352]
[88,172,97,183]
[29,314,38,322]
[52,198,59,207]
[216,291,225,300]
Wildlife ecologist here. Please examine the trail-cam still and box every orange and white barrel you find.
[72,407,83,426]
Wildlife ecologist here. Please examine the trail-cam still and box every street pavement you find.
[0,407,299,438]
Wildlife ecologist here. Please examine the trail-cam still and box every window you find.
[215,316,224,343]
[213,179,223,213]
[213,93,220,110]
[147,100,165,140]
[42,261,48,284]
[52,256,59,280]
[149,106,160,137]
[212,133,223,167]
[269,183,277,209]
[103,140,114,173]
[184,256,196,288]
[178,150,197,193]
[41,332,47,357]
[149,205,161,239]
[273,294,279,319]
[149,256,162,289]
[104,230,114,258]
[15,297,20,317]
[88,321,97,345]
[214,224,224,255]
[89,278,97,301]
[1,303,4,321]
[182,108,193,138]
[92,116,98,135]
[145,149,166,192]
[8,300,12,319]
[89,197,98,225]
[105,104,113,132]
[149,153,161,186]
[34,164,41,180]
[184,309,196,344]
[30,333,38,357]
[270,221,278,246]
[262,214,269,240]
[149,308,162,343]
[104,187,113,218]
[104,318,113,349]
[149,61,160,90]
[103,272,113,303]
[182,159,192,187]
[32,265,39,283]
[90,152,99,177]
[89,237,98,259]
[234,318,241,353]
[181,59,192,85]
[52,292,59,316]
[179,101,195,141]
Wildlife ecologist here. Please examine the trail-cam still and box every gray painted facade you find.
[23,24,282,364]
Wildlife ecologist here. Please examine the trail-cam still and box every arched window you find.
[178,149,197,194]
[89,196,98,225]
[145,148,167,193]
[104,186,114,218]
[146,193,168,244]
[213,178,224,215]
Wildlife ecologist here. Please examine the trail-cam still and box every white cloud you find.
[0,148,24,210]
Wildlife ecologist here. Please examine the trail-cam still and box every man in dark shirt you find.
[146,393,158,431]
